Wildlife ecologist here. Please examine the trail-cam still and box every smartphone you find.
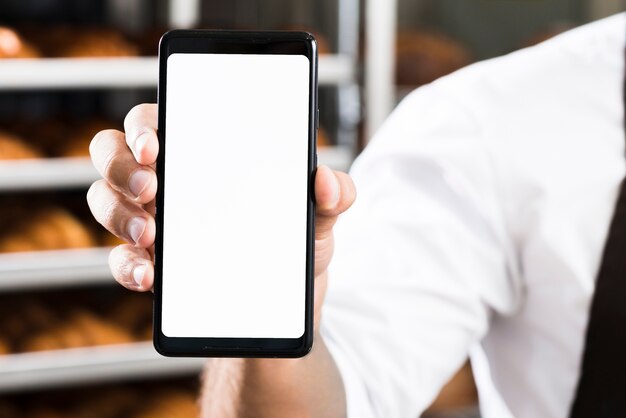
[154,30,317,357]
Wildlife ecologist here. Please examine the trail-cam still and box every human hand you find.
[87,103,356,331]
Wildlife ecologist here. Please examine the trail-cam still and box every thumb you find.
[315,165,356,240]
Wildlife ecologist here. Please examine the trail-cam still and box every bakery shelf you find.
[318,145,353,172]
[0,148,352,291]
[0,157,100,191]
[0,342,204,393]
[0,58,158,90]
[0,146,353,191]
[0,247,113,291]
[0,55,355,90]
[318,55,357,85]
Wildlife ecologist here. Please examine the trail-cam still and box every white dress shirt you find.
[321,13,626,418]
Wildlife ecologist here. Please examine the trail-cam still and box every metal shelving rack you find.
[365,0,397,140]
[0,55,355,90]
[0,343,205,394]
[0,248,112,291]
[0,0,397,394]
[0,141,353,193]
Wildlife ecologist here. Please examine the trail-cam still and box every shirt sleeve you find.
[320,83,520,417]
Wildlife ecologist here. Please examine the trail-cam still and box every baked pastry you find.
[102,231,125,247]
[134,26,169,56]
[24,302,59,331]
[72,310,134,346]
[23,333,66,352]
[60,134,91,158]
[43,208,97,249]
[141,324,153,341]
[109,293,153,338]
[69,389,138,418]
[396,30,472,86]
[59,28,138,58]
[61,120,113,158]
[0,337,10,355]
[22,311,133,352]
[23,26,138,58]
[5,118,66,158]
[17,306,64,352]
[0,131,42,160]
[0,207,97,253]
[0,27,39,58]
[133,391,199,418]
[0,302,55,342]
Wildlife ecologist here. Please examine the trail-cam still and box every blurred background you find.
[0,0,621,417]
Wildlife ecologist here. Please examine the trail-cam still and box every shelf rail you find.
[0,56,355,90]
[0,343,204,393]
[0,147,352,192]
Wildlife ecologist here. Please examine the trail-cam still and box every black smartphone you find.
[154,30,317,358]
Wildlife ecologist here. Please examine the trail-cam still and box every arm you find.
[87,104,355,418]
[201,334,344,418]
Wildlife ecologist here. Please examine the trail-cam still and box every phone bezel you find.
[154,30,317,358]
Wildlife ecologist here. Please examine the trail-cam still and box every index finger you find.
[124,103,159,166]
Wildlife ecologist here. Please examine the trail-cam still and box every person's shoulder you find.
[544,12,626,57]
[371,13,625,155]
[429,13,625,103]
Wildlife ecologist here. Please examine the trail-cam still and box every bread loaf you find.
[59,28,138,58]
[61,120,113,158]
[23,311,134,352]
[396,31,471,86]
[0,207,97,253]
[0,27,39,58]
[0,131,42,160]
[133,392,200,418]
[0,337,10,355]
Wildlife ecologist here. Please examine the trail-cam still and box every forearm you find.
[200,333,347,418]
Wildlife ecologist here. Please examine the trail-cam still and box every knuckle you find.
[91,129,124,181]
[90,129,118,152]
[100,148,119,182]
[109,248,133,284]
[124,103,150,129]
[101,153,116,182]
[102,197,124,229]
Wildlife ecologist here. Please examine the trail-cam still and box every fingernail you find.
[328,170,340,207]
[128,169,151,198]
[133,264,146,287]
[134,131,149,157]
[128,217,146,245]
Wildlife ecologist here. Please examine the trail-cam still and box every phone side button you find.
[316,108,320,129]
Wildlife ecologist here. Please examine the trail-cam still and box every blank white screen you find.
[162,53,309,338]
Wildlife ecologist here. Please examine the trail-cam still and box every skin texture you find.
[87,103,356,418]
